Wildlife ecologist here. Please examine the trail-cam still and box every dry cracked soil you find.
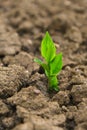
[0,0,87,130]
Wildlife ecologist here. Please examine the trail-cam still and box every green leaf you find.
[41,31,56,62]
[34,58,43,65]
[50,53,63,76]
[34,58,49,77]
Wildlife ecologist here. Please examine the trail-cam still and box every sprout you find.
[34,32,63,91]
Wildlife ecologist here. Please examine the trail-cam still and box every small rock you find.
[74,109,87,124]
[52,91,70,105]
[0,65,29,98]
[65,26,82,43]
[2,117,14,128]
[0,32,21,56]
[71,85,87,103]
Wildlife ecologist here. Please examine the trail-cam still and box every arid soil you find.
[0,0,87,130]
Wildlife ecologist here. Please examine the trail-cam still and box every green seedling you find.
[34,32,63,91]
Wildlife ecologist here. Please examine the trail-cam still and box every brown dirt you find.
[0,0,87,130]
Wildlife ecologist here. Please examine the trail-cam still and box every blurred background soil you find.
[0,0,87,130]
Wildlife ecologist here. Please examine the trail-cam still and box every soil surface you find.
[0,0,87,130]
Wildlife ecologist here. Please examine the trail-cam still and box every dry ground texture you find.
[0,0,87,130]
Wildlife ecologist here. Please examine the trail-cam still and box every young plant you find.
[34,32,63,91]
